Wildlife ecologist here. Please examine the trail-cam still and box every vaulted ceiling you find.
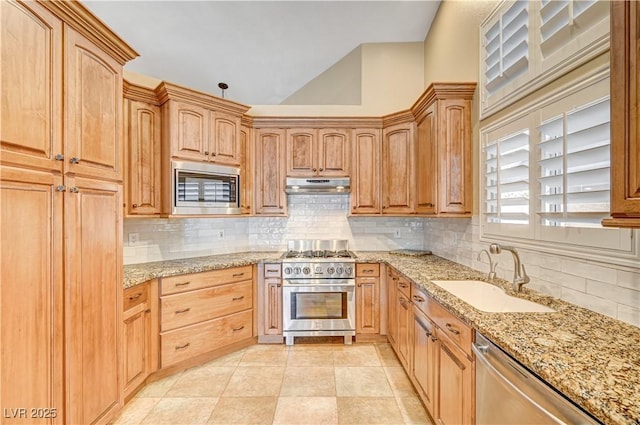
[84,1,440,105]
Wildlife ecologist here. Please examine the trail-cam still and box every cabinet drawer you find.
[124,283,148,311]
[397,277,411,298]
[426,298,472,357]
[264,263,282,278]
[356,263,380,277]
[161,280,252,331]
[161,309,253,368]
[410,285,429,315]
[161,265,253,295]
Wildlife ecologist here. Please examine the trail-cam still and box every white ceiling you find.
[84,1,440,105]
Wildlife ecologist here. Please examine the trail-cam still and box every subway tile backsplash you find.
[423,216,640,327]
[124,196,640,327]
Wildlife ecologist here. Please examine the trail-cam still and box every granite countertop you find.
[123,251,640,425]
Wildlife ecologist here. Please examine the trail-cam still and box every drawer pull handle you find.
[399,283,408,289]
[175,343,190,350]
[175,308,191,314]
[446,323,461,335]
[412,295,425,303]
[232,296,245,301]
[232,325,245,332]
[129,293,142,301]
[266,268,279,273]
[175,281,191,287]
[363,269,374,273]
[232,273,245,277]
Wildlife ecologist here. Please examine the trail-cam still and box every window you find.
[480,71,636,262]
[480,0,610,119]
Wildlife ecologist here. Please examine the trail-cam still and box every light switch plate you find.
[128,232,139,245]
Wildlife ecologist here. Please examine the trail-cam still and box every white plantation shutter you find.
[483,1,530,99]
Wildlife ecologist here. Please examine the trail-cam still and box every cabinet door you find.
[1,166,64,425]
[437,100,472,215]
[264,278,283,335]
[351,129,381,214]
[240,125,252,214]
[210,112,241,166]
[167,101,208,162]
[286,128,316,176]
[607,0,640,225]
[412,309,437,416]
[416,105,437,214]
[1,0,63,173]
[436,333,474,425]
[255,129,286,215]
[387,269,398,345]
[64,27,123,182]
[125,100,162,216]
[397,293,411,369]
[356,277,380,334]
[382,123,415,214]
[65,177,123,425]
[123,305,148,397]
[318,129,350,176]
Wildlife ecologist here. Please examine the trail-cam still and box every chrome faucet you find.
[489,243,530,292]
[477,249,497,281]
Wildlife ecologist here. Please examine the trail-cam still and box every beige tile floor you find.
[111,342,434,425]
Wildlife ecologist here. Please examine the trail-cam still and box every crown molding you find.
[250,116,383,129]
[155,81,251,116]
[411,82,477,123]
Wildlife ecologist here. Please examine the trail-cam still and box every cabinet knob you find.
[69,187,79,193]
[70,157,80,164]
[55,154,64,161]
[132,204,138,208]
[426,203,434,207]
[56,185,66,192]
[357,283,362,287]
[319,168,324,171]
[204,151,209,155]
[312,168,317,172]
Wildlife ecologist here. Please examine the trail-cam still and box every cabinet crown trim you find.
[381,110,415,127]
[124,81,161,105]
[40,0,138,64]
[155,82,251,116]
[252,116,383,129]
[411,82,477,123]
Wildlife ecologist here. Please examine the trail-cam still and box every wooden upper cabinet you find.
[64,27,123,182]
[351,129,381,214]
[1,1,63,173]
[318,129,350,176]
[1,166,64,425]
[286,128,350,177]
[603,1,640,228]
[382,122,415,214]
[167,101,208,162]
[209,112,241,166]
[125,98,162,216]
[286,128,316,176]
[255,128,286,215]
[415,105,437,215]
[411,83,475,217]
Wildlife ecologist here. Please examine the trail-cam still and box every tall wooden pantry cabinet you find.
[0,1,137,424]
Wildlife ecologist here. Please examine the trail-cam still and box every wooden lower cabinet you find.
[159,266,255,368]
[123,283,152,400]
[396,292,412,369]
[355,263,380,335]
[435,330,474,425]
[386,269,398,345]
[412,306,437,416]
[257,263,283,342]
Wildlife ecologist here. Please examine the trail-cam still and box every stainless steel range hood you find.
[285,177,350,194]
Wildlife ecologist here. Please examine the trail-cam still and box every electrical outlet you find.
[217,230,225,240]
[128,232,139,245]
[394,229,401,239]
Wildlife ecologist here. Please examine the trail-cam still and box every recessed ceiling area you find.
[84,1,440,106]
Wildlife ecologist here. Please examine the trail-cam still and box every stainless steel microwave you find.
[171,160,241,215]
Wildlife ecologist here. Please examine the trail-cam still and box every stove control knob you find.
[302,267,311,275]
[315,266,322,273]
[344,266,353,276]
[294,267,302,274]
[284,267,293,275]
[336,267,343,274]
[327,267,335,274]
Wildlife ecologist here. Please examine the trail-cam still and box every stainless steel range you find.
[281,240,357,345]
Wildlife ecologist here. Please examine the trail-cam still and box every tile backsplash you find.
[124,194,425,264]
[423,216,640,327]
[124,196,640,327]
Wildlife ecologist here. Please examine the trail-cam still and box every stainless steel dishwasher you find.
[473,331,601,424]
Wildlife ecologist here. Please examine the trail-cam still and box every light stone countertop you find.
[123,250,640,425]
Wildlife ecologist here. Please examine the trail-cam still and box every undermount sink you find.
[430,280,555,313]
